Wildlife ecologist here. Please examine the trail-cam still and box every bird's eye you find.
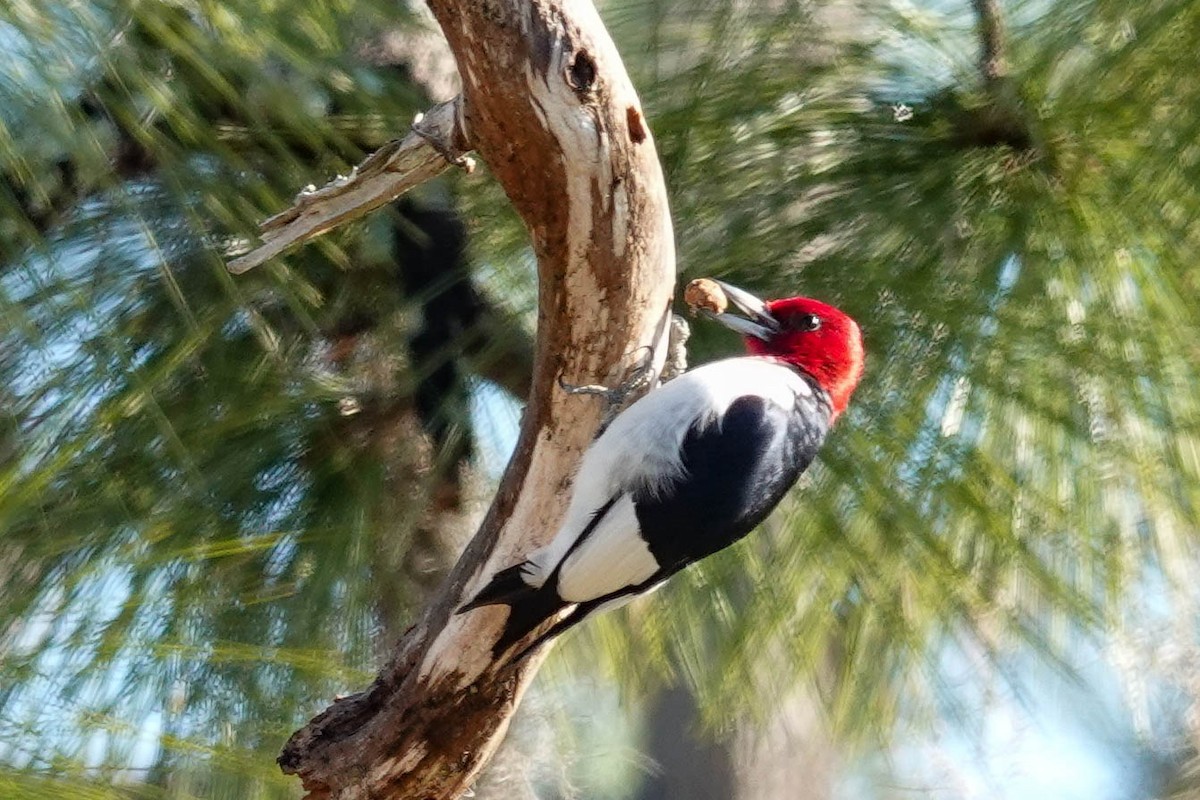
[793,313,821,332]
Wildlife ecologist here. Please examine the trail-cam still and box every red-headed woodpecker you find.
[461,281,865,660]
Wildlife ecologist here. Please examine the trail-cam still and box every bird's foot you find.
[560,347,658,435]
[560,314,691,435]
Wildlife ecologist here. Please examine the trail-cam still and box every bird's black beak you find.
[704,281,780,341]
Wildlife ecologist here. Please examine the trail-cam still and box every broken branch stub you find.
[227,96,472,274]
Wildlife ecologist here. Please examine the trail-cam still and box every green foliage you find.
[1,0,451,795]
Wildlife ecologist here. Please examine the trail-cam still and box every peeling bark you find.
[277,1,675,797]
[228,98,473,274]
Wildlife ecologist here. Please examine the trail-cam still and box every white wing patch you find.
[556,494,660,603]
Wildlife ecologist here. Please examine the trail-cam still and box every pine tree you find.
[2,0,1200,797]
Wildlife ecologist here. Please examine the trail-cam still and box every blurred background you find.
[3,0,1200,797]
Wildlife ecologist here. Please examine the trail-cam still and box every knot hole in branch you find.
[567,50,597,95]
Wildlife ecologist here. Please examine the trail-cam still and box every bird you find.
[459,280,865,662]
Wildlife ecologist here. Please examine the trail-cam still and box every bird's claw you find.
[560,347,659,435]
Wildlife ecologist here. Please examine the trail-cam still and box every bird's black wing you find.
[633,389,830,575]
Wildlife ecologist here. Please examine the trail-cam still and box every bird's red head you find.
[705,283,864,419]
[748,297,864,418]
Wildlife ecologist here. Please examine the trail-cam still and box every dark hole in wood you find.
[568,51,597,93]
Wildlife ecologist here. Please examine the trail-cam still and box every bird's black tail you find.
[459,563,534,612]
[459,563,568,659]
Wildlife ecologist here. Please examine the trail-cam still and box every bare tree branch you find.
[274,0,676,797]
[972,0,1009,84]
[227,98,473,274]
[954,0,1036,153]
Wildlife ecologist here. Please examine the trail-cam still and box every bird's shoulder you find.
[663,355,819,406]
[606,357,826,439]
[577,357,827,497]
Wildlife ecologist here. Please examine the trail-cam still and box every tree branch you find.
[953,0,1036,153]
[275,0,675,798]
[971,0,1008,85]
[227,98,473,274]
